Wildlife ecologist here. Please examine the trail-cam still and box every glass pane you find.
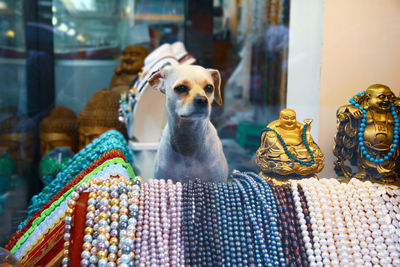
[0,0,30,246]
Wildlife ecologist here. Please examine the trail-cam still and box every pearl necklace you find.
[380,185,400,266]
[349,91,399,163]
[291,181,317,267]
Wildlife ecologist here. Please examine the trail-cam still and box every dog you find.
[149,65,228,183]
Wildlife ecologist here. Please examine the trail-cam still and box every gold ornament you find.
[40,106,77,156]
[256,108,324,181]
[77,88,125,150]
[110,45,149,89]
[334,84,400,185]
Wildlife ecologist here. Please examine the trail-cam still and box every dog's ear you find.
[208,69,222,106]
[148,67,170,94]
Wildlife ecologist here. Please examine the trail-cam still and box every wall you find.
[286,0,324,140]
[318,0,400,177]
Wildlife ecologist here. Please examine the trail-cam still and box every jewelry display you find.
[7,170,400,266]
[60,174,141,267]
[334,84,400,184]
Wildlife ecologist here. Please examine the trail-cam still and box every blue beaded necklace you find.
[349,91,399,164]
[245,172,286,267]
[264,126,315,167]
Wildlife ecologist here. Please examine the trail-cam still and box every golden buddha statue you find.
[78,88,126,150]
[110,45,149,90]
[40,106,77,156]
[334,84,400,185]
[256,108,324,179]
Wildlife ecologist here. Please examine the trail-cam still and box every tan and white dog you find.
[149,65,228,183]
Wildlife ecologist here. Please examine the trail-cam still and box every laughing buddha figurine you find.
[334,84,400,185]
[256,108,324,182]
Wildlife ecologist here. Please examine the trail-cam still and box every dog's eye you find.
[174,85,189,94]
[205,85,214,93]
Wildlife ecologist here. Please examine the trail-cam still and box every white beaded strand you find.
[290,180,318,267]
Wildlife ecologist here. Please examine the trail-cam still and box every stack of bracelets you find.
[7,170,400,266]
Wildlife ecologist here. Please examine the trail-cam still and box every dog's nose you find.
[194,95,208,106]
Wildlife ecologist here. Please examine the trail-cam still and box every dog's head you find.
[148,65,222,120]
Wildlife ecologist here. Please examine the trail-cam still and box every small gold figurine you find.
[256,108,324,180]
[40,106,77,156]
[78,88,125,150]
[334,84,400,185]
[110,45,149,90]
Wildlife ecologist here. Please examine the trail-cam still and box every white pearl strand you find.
[299,178,324,267]
[370,182,399,266]
[381,185,400,266]
[349,179,394,266]
[290,181,318,267]
[320,178,362,266]
[343,181,365,266]
[313,179,339,266]
[350,179,378,266]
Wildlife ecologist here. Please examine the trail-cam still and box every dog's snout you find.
[194,95,208,106]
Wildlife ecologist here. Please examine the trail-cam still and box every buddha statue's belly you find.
[363,123,394,150]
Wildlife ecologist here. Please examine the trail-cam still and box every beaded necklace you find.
[22,131,133,229]
[61,175,140,267]
[222,182,238,265]
[203,182,218,266]
[233,173,271,266]
[194,179,206,265]
[228,183,248,266]
[213,182,227,265]
[246,173,286,267]
[230,183,253,266]
[282,184,309,266]
[182,181,195,265]
[293,180,319,267]
[380,185,400,265]
[264,125,315,166]
[136,182,150,266]
[271,185,292,266]
[349,91,399,163]
[148,179,159,266]
[175,181,185,266]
